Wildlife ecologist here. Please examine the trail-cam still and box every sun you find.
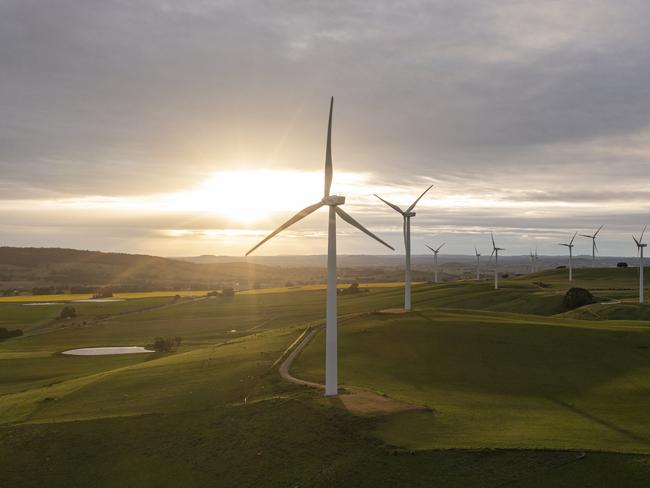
[175,170,323,223]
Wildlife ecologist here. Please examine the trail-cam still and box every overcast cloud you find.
[1,0,650,256]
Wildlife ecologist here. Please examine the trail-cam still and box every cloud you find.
[1,1,650,254]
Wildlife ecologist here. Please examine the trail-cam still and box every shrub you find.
[338,283,368,296]
[59,306,77,319]
[617,262,628,268]
[563,287,595,310]
[0,327,23,341]
[221,287,235,297]
[151,336,182,353]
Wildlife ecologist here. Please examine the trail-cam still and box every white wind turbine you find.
[374,185,433,311]
[489,232,505,289]
[580,225,604,268]
[633,225,647,304]
[245,98,394,397]
[558,232,577,281]
[425,242,445,283]
[474,247,481,280]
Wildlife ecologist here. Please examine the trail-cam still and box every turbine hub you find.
[404,211,416,217]
[322,195,345,206]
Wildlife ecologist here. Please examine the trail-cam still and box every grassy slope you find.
[293,308,650,453]
[1,270,650,486]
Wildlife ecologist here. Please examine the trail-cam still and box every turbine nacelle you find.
[322,195,346,206]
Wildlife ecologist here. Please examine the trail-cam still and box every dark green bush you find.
[59,305,77,319]
[152,336,182,353]
[563,287,595,310]
[0,327,23,341]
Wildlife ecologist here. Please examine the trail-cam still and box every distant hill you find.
[0,247,638,295]
[0,247,326,293]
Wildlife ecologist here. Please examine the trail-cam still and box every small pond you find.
[62,346,154,356]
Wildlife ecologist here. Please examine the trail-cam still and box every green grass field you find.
[1,269,649,486]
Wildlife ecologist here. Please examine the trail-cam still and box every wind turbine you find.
[374,185,433,311]
[580,225,603,268]
[529,249,535,273]
[425,242,445,283]
[245,98,394,396]
[474,247,481,280]
[489,232,505,289]
[558,232,577,281]
[535,248,539,272]
[633,225,647,304]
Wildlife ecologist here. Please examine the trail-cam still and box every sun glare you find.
[194,170,320,222]
[166,169,371,223]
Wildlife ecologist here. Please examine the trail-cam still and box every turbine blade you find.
[579,234,592,238]
[594,225,604,237]
[487,248,495,265]
[475,246,478,256]
[491,232,496,249]
[436,242,446,252]
[425,244,435,252]
[633,235,640,247]
[335,207,394,251]
[594,241,599,253]
[324,97,333,197]
[374,194,405,215]
[569,231,577,245]
[641,225,647,244]
[245,202,324,256]
[406,184,433,213]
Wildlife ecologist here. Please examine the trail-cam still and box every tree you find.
[59,306,77,319]
[0,327,23,341]
[221,287,235,297]
[563,287,595,310]
[152,336,181,353]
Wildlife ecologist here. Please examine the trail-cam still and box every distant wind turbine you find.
[425,242,445,283]
[374,185,433,311]
[474,247,481,280]
[633,225,647,304]
[558,232,577,281]
[580,225,604,268]
[529,249,535,273]
[246,98,394,397]
[489,232,505,289]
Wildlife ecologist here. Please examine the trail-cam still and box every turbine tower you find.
[474,247,481,280]
[580,225,603,268]
[558,232,577,281]
[529,249,536,273]
[246,98,394,396]
[374,185,433,311]
[425,242,445,283]
[535,248,539,272]
[489,232,505,289]
[633,225,647,304]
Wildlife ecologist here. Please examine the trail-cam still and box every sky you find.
[1,0,650,257]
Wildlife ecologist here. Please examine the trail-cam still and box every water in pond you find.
[62,346,154,356]
[22,302,58,306]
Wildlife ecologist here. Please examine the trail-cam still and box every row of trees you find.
[0,327,23,341]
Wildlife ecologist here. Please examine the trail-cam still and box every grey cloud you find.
[2,0,650,254]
